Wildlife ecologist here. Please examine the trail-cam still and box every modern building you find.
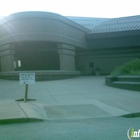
[0,11,140,78]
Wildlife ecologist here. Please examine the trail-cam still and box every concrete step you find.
[105,76,140,91]
[117,76,140,82]
[112,81,140,91]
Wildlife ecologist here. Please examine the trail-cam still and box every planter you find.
[95,67,100,76]
[95,71,100,76]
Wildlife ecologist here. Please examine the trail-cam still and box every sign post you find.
[24,84,28,102]
[16,73,36,102]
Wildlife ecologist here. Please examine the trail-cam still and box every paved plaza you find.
[0,76,140,123]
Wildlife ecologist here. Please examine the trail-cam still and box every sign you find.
[19,73,35,85]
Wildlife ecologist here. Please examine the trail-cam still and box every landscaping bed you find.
[106,58,140,91]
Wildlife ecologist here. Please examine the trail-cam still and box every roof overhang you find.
[87,30,140,49]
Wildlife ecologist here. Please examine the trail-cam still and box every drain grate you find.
[43,104,110,119]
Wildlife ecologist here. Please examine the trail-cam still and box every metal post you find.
[24,84,28,102]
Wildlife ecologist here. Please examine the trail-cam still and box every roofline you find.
[0,11,90,33]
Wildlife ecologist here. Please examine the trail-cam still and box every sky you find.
[0,0,140,18]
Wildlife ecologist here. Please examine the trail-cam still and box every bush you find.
[111,58,140,76]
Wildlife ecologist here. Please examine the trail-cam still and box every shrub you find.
[111,58,140,76]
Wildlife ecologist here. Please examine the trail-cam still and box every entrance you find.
[15,42,60,71]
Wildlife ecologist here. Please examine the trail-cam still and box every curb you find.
[0,118,43,125]
[105,76,140,91]
[121,112,140,118]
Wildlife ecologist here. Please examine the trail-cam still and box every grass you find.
[111,58,140,76]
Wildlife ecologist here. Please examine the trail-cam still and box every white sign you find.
[19,73,35,85]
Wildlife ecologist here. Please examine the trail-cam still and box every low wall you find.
[105,76,140,91]
[0,70,81,81]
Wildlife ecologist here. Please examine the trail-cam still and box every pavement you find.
[0,76,140,124]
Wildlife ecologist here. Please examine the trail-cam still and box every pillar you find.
[58,44,75,70]
[0,44,15,72]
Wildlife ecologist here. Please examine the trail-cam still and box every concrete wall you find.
[76,47,140,75]
[58,44,75,70]
[76,57,136,75]
[1,54,15,72]
[0,44,15,72]
[0,12,89,49]
[87,31,140,49]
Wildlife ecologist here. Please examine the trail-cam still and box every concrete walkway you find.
[0,76,140,123]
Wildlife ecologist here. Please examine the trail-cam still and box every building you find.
[0,11,140,78]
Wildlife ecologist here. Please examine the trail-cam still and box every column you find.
[58,44,75,70]
[0,44,15,72]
